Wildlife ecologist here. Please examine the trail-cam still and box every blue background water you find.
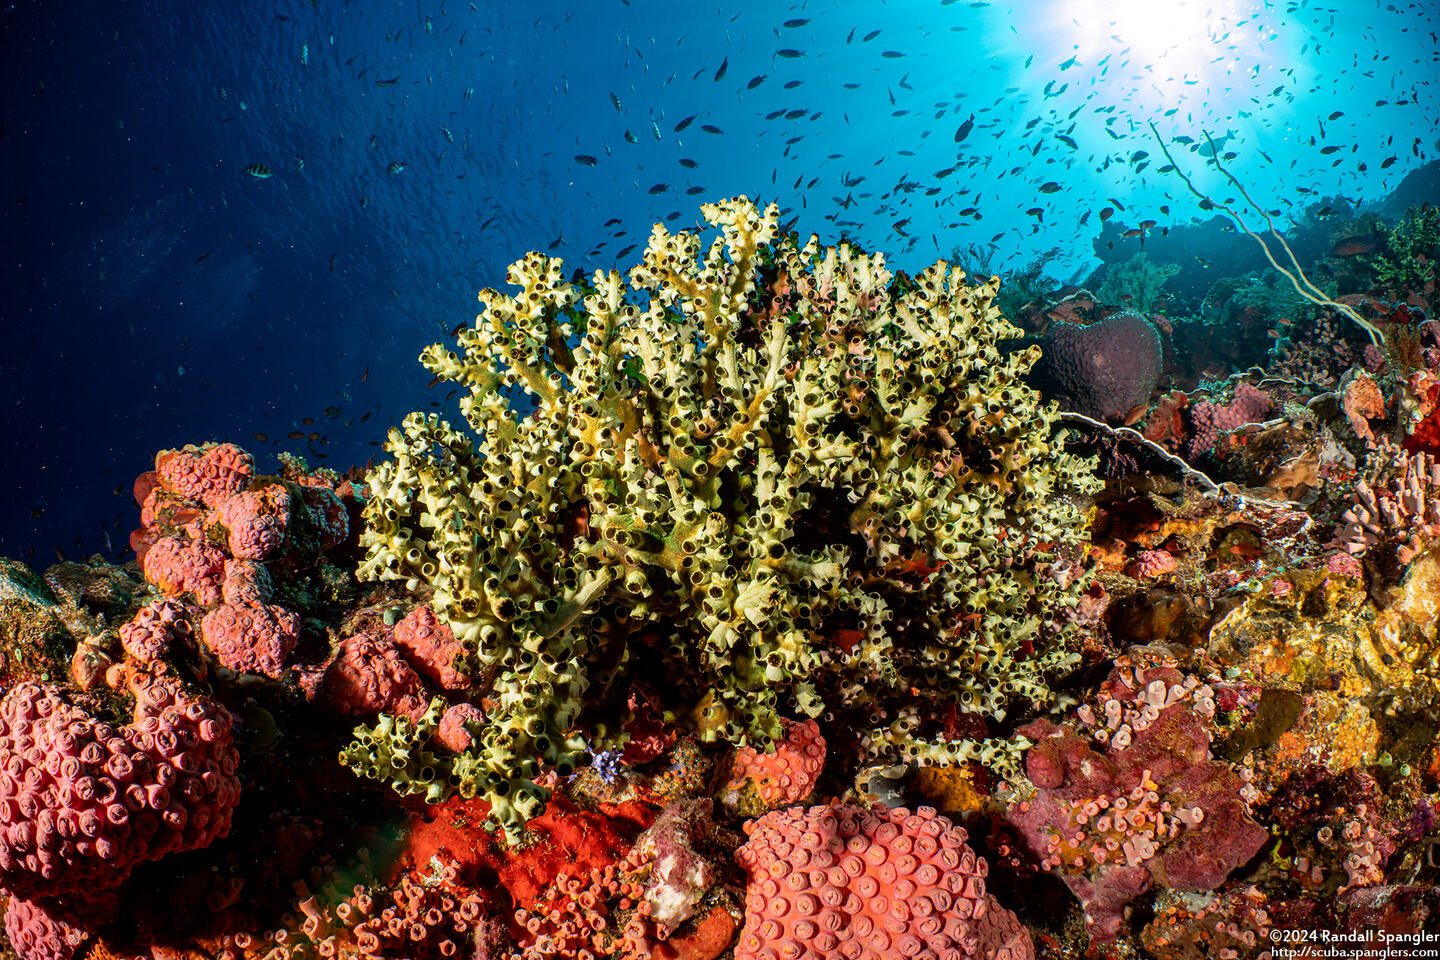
[1,0,1435,564]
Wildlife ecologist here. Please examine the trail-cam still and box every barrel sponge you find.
[0,678,240,901]
[734,804,1033,960]
[1028,311,1163,420]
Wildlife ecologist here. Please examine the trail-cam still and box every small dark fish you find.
[701,124,723,134]
[610,91,622,112]
[785,80,803,89]
[254,432,268,442]
[714,57,728,81]
[362,364,369,382]
[783,18,810,27]
[376,76,400,86]
[1038,181,1061,194]
[574,154,598,166]
[747,74,767,89]
[288,430,305,440]
[649,183,669,194]
[882,50,905,58]
[1099,207,1114,221]
[387,160,407,174]
[685,186,706,195]
[1025,207,1044,218]
[1328,110,1344,120]
[674,114,697,132]
[329,253,338,271]
[863,29,881,41]
[243,163,273,178]
[776,49,804,58]
[1381,156,1397,168]
[194,251,213,265]
[679,158,699,168]
[624,130,639,144]
[953,115,974,144]
[302,417,316,425]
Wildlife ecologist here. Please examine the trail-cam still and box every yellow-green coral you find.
[1374,205,1440,295]
[351,197,1099,835]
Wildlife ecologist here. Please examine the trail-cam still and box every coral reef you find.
[10,195,1440,960]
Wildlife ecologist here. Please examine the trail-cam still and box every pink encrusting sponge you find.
[0,678,241,900]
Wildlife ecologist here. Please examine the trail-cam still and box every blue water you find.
[1,0,1436,563]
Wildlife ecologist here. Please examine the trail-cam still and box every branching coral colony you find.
[350,197,1100,837]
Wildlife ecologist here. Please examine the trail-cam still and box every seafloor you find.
[1,194,1439,960]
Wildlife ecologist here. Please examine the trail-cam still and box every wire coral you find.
[353,197,1099,836]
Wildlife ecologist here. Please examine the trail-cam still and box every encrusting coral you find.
[351,196,1100,836]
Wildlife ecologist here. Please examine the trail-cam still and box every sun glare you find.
[1063,0,1271,112]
